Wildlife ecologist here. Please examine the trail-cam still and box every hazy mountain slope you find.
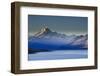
[28,26,88,53]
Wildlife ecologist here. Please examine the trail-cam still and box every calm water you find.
[28,50,88,61]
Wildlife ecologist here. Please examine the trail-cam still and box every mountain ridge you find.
[28,26,88,53]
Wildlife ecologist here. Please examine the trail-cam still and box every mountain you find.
[28,26,88,53]
[33,26,66,38]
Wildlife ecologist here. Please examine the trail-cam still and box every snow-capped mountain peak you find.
[34,26,52,37]
[41,26,51,32]
[33,26,67,38]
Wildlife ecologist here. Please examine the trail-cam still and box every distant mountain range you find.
[28,26,88,54]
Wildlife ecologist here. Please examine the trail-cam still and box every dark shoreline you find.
[28,48,88,54]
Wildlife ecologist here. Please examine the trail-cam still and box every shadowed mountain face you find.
[28,26,88,54]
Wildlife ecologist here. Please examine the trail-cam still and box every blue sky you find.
[28,15,88,35]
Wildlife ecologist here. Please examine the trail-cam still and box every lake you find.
[28,50,88,61]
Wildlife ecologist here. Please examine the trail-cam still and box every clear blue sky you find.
[28,15,88,35]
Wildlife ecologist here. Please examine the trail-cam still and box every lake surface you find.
[28,50,88,61]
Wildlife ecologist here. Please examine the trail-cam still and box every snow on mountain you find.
[28,26,88,52]
[33,26,66,39]
[71,34,88,48]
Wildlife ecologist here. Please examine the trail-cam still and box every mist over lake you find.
[28,50,88,60]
